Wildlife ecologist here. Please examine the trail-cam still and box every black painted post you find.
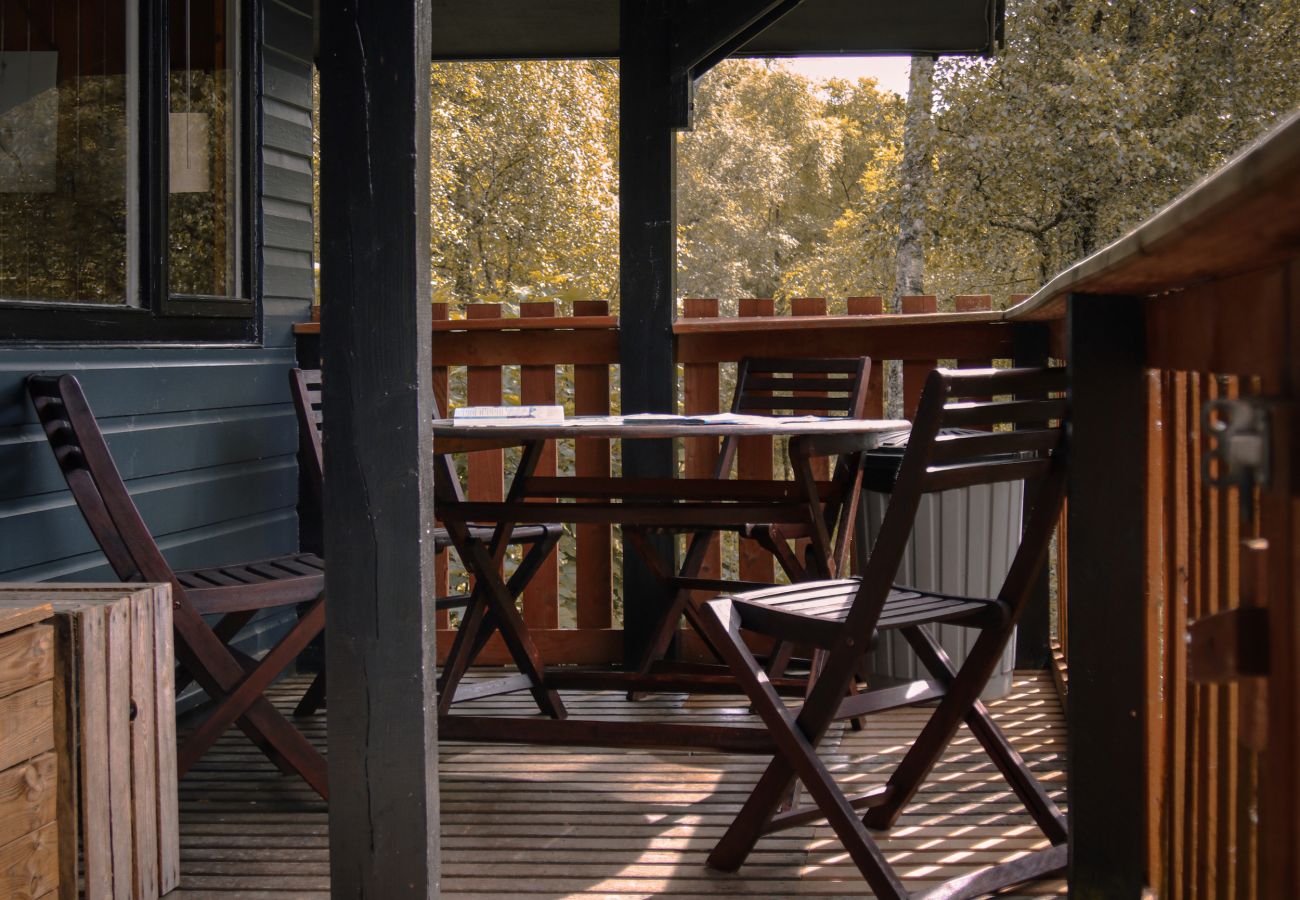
[619,0,679,664]
[1067,293,1147,898]
[1012,321,1053,669]
[320,1,439,896]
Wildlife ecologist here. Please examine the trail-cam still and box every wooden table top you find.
[432,413,909,453]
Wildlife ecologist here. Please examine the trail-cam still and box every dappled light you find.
[169,671,1066,896]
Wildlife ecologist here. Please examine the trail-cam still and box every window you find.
[0,0,257,342]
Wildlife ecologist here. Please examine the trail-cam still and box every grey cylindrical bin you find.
[859,429,1022,699]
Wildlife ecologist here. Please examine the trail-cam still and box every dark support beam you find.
[320,1,439,896]
[1012,322,1052,669]
[672,0,805,76]
[668,0,805,127]
[1066,294,1147,898]
[619,0,679,665]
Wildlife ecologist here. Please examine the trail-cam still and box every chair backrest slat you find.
[928,428,1060,463]
[26,374,177,586]
[290,369,325,504]
[731,357,870,421]
[737,395,856,413]
[845,366,1069,647]
[291,367,467,505]
[941,398,1067,429]
[923,457,1053,493]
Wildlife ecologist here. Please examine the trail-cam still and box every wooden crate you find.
[0,586,178,900]
[0,602,59,900]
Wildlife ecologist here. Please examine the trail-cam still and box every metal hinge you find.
[1203,397,1270,520]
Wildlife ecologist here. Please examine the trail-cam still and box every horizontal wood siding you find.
[0,3,315,673]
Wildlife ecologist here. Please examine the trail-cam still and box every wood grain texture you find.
[0,626,53,701]
[0,608,50,638]
[0,754,56,851]
[0,685,53,773]
[0,821,57,900]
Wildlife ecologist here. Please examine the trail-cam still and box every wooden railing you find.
[1026,109,1300,897]
[295,294,1054,665]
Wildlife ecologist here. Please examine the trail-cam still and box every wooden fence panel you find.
[1149,367,1263,900]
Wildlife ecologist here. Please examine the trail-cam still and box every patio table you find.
[432,412,907,749]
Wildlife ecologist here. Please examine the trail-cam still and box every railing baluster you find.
[683,298,722,587]
[736,298,775,585]
[955,295,994,368]
[847,297,885,418]
[901,295,938,418]
[520,301,560,628]
[466,303,504,578]
[573,299,613,630]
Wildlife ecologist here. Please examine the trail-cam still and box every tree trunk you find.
[888,55,935,418]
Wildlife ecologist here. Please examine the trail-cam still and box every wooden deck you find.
[172,671,1067,898]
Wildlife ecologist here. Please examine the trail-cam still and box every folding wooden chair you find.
[631,356,873,677]
[289,368,563,716]
[27,374,330,798]
[698,367,1070,899]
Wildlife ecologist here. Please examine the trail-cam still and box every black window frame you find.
[0,0,262,344]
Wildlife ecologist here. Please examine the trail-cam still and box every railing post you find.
[1067,292,1149,898]
[619,0,679,664]
[319,0,439,891]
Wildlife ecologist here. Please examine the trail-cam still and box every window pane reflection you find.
[168,0,238,298]
[0,0,131,305]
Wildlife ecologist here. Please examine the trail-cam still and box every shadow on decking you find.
[171,672,1066,898]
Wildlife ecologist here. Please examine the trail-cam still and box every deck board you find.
[172,671,1066,897]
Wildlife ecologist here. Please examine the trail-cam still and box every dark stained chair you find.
[27,374,330,798]
[289,368,563,715]
[631,356,873,678]
[698,367,1070,899]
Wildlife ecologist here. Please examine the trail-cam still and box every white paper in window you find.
[169,111,210,193]
[0,52,59,193]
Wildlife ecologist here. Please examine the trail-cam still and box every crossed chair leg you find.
[699,599,1068,900]
[174,596,329,798]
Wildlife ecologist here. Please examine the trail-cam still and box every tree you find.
[678,61,904,309]
[927,0,1300,298]
[428,60,620,309]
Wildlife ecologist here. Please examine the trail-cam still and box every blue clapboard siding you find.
[0,1,316,686]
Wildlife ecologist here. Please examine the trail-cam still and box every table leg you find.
[438,440,566,719]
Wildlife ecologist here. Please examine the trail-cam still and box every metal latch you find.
[1203,398,1270,520]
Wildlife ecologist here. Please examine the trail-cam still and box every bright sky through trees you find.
[780,56,912,97]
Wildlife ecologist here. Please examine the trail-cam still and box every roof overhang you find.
[428,0,1005,60]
